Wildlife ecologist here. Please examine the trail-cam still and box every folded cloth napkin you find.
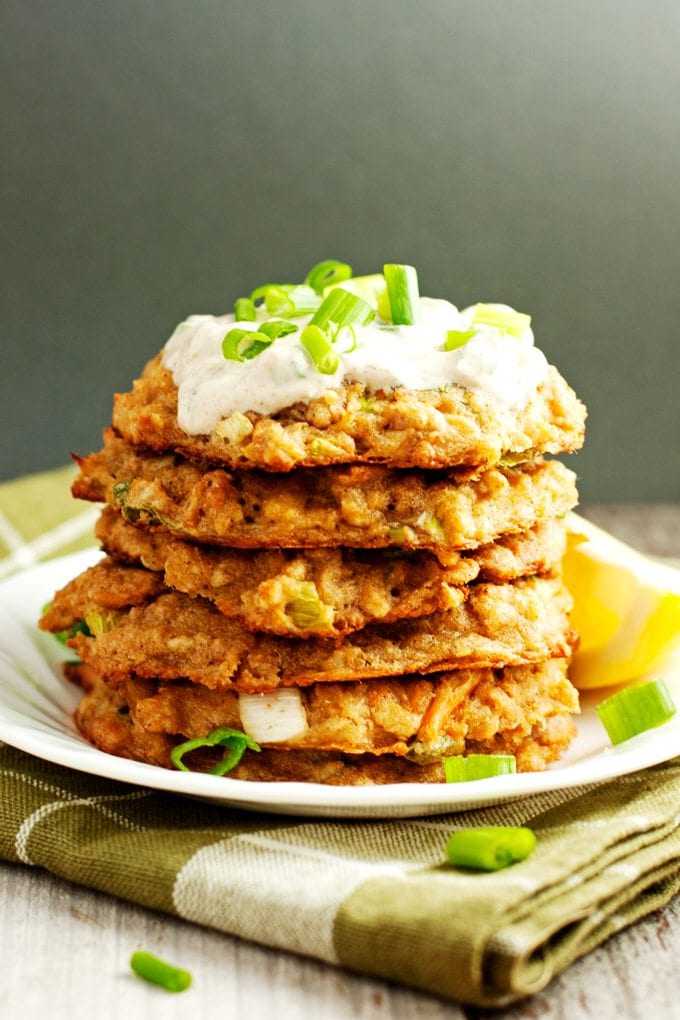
[1,466,680,1006]
[1,743,679,1006]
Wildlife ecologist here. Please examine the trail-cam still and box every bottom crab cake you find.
[93,507,567,638]
[41,569,574,691]
[69,658,578,781]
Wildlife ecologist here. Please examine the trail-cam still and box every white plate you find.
[0,550,678,818]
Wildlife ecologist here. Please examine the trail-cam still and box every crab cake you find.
[69,658,578,779]
[93,507,567,637]
[73,431,577,561]
[42,569,574,691]
[113,355,585,473]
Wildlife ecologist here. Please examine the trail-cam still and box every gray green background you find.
[2,0,679,501]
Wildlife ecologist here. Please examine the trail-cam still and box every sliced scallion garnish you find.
[596,679,677,745]
[305,259,352,295]
[383,264,420,325]
[445,826,536,871]
[310,288,374,332]
[171,726,261,775]
[472,304,531,338]
[222,328,273,362]
[249,283,321,318]
[300,325,340,375]
[444,328,476,351]
[234,297,256,321]
[258,319,299,341]
[444,754,517,783]
[334,324,358,354]
[130,951,192,993]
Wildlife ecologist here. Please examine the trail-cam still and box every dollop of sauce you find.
[162,297,549,434]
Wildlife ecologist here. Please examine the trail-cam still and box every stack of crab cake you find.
[40,268,586,785]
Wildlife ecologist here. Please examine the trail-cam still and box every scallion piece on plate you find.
[234,297,256,321]
[222,328,272,362]
[444,754,517,783]
[444,328,476,352]
[305,259,353,294]
[310,288,375,332]
[445,826,536,871]
[130,951,192,993]
[472,304,531,338]
[300,325,340,375]
[171,726,261,775]
[383,264,420,325]
[596,679,677,745]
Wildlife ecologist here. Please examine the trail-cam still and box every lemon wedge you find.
[564,513,680,689]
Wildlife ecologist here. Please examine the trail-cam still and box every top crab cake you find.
[111,264,586,472]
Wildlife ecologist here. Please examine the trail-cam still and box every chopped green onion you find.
[444,754,517,783]
[84,611,121,637]
[334,324,358,353]
[418,512,446,542]
[300,325,340,375]
[305,259,353,294]
[258,319,299,341]
[214,411,254,445]
[130,951,192,993]
[445,826,536,871]
[444,328,476,351]
[249,282,292,302]
[234,297,256,321]
[310,289,374,332]
[383,264,420,325]
[596,679,677,745]
[308,436,348,458]
[222,328,273,362]
[387,525,410,544]
[324,273,387,310]
[472,304,531,338]
[264,286,295,316]
[249,283,321,318]
[285,584,329,629]
[112,480,132,507]
[171,727,261,775]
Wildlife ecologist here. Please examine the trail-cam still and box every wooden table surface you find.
[2,505,679,1020]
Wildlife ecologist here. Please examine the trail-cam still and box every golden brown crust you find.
[73,431,578,561]
[112,356,586,472]
[70,662,578,779]
[56,573,574,691]
[93,507,567,637]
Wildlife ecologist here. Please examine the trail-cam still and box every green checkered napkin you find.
[1,467,680,1007]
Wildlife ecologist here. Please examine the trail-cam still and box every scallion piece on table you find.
[444,328,476,351]
[445,827,536,871]
[222,328,272,362]
[444,754,517,783]
[234,297,256,321]
[300,325,340,375]
[596,679,677,745]
[305,259,353,294]
[171,727,261,775]
[472,304,531,338]
[310,288,375,332]
[383,264,420,325]
[130,950,192,993]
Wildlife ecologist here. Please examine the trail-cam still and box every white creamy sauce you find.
[162,297,548,434]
